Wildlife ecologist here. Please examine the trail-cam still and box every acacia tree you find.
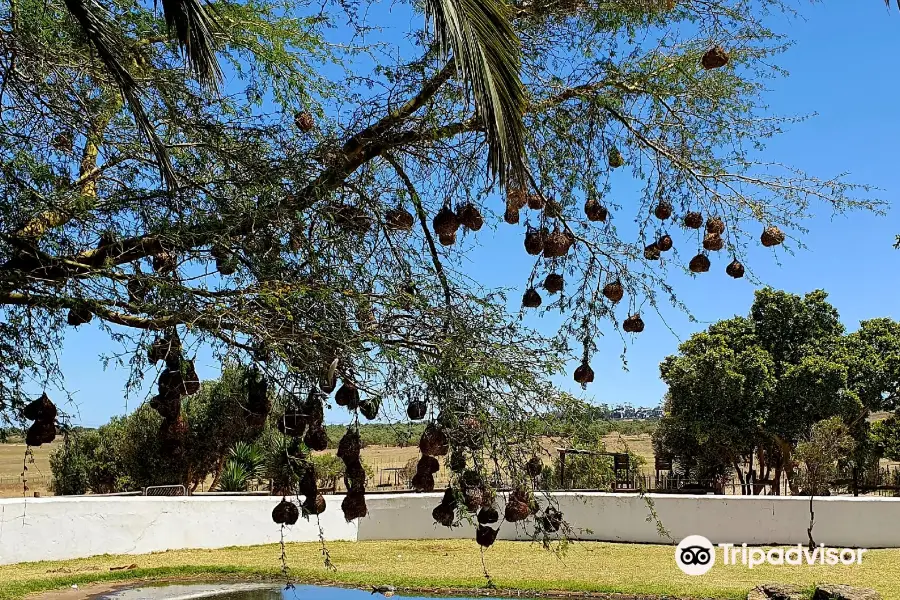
[0,0,885,540]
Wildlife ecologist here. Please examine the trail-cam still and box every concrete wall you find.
[3,492,900,566]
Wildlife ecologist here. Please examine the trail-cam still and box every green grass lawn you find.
[1,541,897,600]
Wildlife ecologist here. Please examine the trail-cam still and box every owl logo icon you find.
[675,535,715,575]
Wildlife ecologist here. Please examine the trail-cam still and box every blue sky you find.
[47,1,900,427]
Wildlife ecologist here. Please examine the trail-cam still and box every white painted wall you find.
[3,492,900,566]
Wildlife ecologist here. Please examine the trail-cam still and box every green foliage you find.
[794,417,856,495]
[217,460,251,492]
[871,413,900,461]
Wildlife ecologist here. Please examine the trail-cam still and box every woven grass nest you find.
[526,456,543,478]
[701,45,729,70]
[303,388,326,423]
[726,259,745,279]
[527,193,545,210]
[573,361,594,385]
[602,280,624,303]
[299,464,318,499]
[344,457,367,492]
[304,424,329,451]
[703,233,724,251]
[334,205,373,234]
[524,227,546,255]
[458,203,484,231]
[476,525,499,548]
[504,207,520,225]
[522,287,542,309]
[153,251,177,274]
[385,207,415,231]
[478,505,500,525]
[684,211,703,229]
[272,498,300,525]
[623,314,645,333]
[411,471,436,492]
[449,450,467,473]
[539,507,563,533]
[420,423,449,456]
[319,364,338,394]
[462,486,484,513]
[407,399,427,421]
[337,429,362,461]
[608,147,625,169]
[542,228,571,258]
[438,231,456,246]
[432,501,455,527]
[761,226,785,247]
[653,201,673,220]
[544,273,564,294]
[418,454,440,475]
[657,234,673,252]
[26,421,57,447]
[24,393,57,422]
[584,197,608,222]
[295,112,315,132]
[149,394,181,420]
[302,493,327,516]
[433,206,459,237]
[149,333,181,363]
[504,498,531,523]
[359,397,380,420]
[335,382,360,410]
[644,243,661,260]
[689,253,711,273]
[342,491,368,521]
[67,307,92,327]
[705,216,725,235]
[507,187,527,212]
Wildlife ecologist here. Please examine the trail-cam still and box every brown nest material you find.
[433,206,460,236]
[503,207,520,225]
[419,424,449,456]
[527,193,545,210]
[342,491,368,521]
[761,226,785,247]
[337,429,362,461]
[584,197,608,222]
[449,450,467,473]
[608,147,625,169]
[359,397,381,420]
[411,471,436,492]
[319,364,338,395]
[406,399,428,421]
[334,205,373,234]
[295,112,315,132]
[148,333,181,363]
[653,201,673,220]
[441,486,459,509]
[304,424,329,451]
[689,253,711,273]
[504,499,530,523]
[67,308,93,327]
[476,525,498,548]
[272,498,300,525]
[299,465,318,499]
[602,280,624,303]
[302,494,327,516]
[152,252,177,274]
[684,211,703,229]
[543,198,564,219]
[344,458,368,492]
[524,227,545,255]
[181,360,200,395]
[526,457,543,478]
[418,455,440,475]
[335,382,361,409]
[462,486,484,513]
[478,506,500,525]
[458,204,484,231]
[644,243,661,260]
[303,389,326,424]
[657,234,673,252]
[522,287,542,308]
[623,314,645,333]
[149,395,181,420]
[542,228,571,258]
[127,279,149,303]
[705,216,725,235]
[507,187,528,211]
[438,231,456,246]
[216,255,237,275]
[432,502,455,527]
[539,507,563,533]
[703,233,724,251]
[23,393,57,422]
[386,207,415,231]
[51,132,74,152]
[544,273,564,294]
[701,45,729,70]
[574,362,594,385]
[25,421,56,447]
[726,259,745,279]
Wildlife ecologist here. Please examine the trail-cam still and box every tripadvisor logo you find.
[675,536,868,576]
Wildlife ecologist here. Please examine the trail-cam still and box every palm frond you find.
[160,0,222,89]
[426,0,527,188]
[62,0,178,189]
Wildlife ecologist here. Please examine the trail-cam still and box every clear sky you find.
[44,1,900,427]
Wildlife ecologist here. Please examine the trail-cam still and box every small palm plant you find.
[217,460,250,492]
[216,441,265,492]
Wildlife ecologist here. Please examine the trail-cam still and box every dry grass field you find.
[0,440,58,497]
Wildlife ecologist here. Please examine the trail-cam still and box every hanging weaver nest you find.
[304,424,329,451]
[574,361,594,385]
[761,226,785,247]
[438,231,456,246]
[584,196,608,222]
[433,206,459,236]
[302,494,327,515]
[299,464,318,499]
[684,211,703,229]
[542,228,571,258]
[478,506,500,525]
[657,234,673,252]
[344,458,368,492]
[406,399,428,421]
[449,450,467,473]
[603,280,624,303]
[504,207,520,225]
[507,187,528,211]
[504,498,531,523]
[319,362,338,394]
[432,501,455,527]
[524,227,545,255]
[149,395,181,421]
[295,111,315,132]
[462,486,484,512]
[411,471,435,492]
[335,382,361,410]
[420,423,449,456]
[303,389,326,424]
[272,498,300,525]
[705,216,725,235]
[152,251,177,274]
[342,491,368,521]
[527,193,545,210]
[334,205,373,234]
[689,253,711,273]
[608,147,625,169]
[337,429,362,461]
[701,45,729,70]
[26,421,57,447]
[418,454,440,475]
[703,233,724,251]
[24,393,57,422]
[277,411,308,437]
[458,203,484,231]
[359,397,381,420]
[526,457,543,478]
[726,259,745,279]
[67,307,93,327]
[127,279,149,303]
[644,243,661,260]
[539,507,563,533]
[623,314,645,333]
[653,201,673,220]
[522,287,542,308]
[386,207,415,231]
[544,273,564,294]
[476,525,499,548]
[543,198,564,219]
[158,359,199,396]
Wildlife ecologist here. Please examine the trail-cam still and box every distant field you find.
[0,440,59,498]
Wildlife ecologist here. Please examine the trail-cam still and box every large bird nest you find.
[341,491,368,521]
[335,382,361,409]
[419,423,449,456]
[406,399,428,421]
[272,498,300,525]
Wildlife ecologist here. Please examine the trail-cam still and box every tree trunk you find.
[208,455,227,492]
